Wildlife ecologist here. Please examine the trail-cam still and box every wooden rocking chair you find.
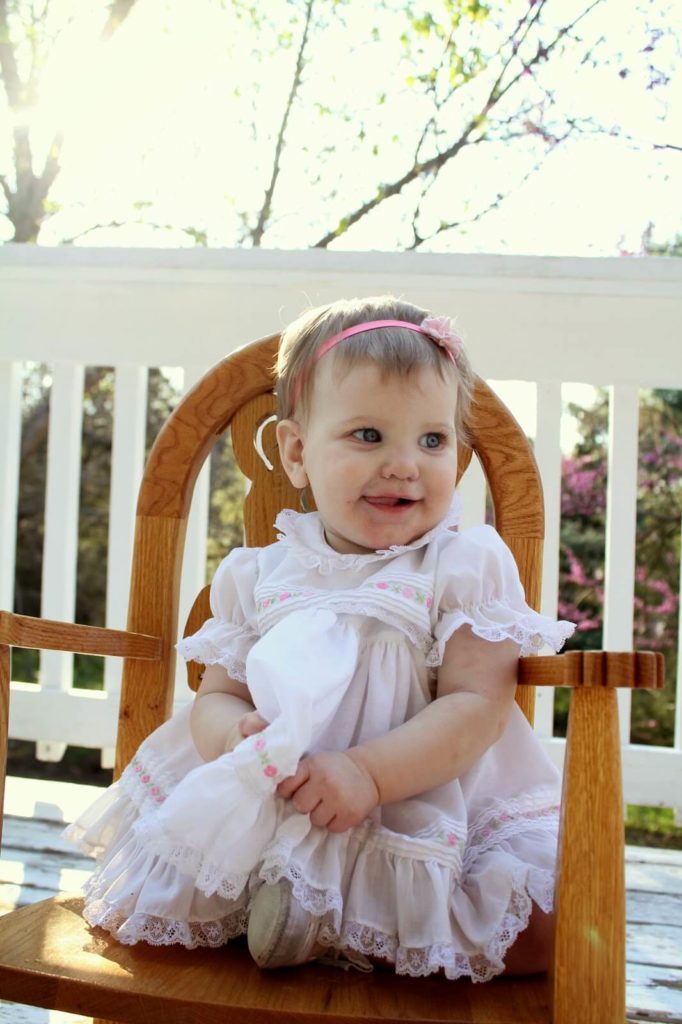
[0,333,664,1024]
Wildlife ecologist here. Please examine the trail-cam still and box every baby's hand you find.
[238,711,269,738]
[222,711,268,754]
[277,751,379,833]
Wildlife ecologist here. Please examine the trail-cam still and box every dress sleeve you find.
[175,547,260,683]
[427,526,575,666]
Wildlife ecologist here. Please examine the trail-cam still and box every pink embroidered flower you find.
[279,592,291,601]
[150,786,160,796]
[263,764,278,778]
[426,597,433,610]
[402,586,415,599]
[134,762,142,773]
[420,315,463,362]
[376,581,389,590]
[446,833,457,846]
[261,598,270,609]
[141,775,150,784]
[254,737,266,751]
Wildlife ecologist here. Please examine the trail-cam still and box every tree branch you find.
[0,0,23,107]
[100,0,138,41]
[407,139,569,252]
[0,171,11,204]
[249,0,315,246]
[312,0,606,249]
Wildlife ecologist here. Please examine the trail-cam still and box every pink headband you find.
[291,316,462,407]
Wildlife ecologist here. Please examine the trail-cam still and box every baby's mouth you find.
[364,496,416,508]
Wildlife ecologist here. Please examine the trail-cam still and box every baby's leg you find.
[502,907,554,975]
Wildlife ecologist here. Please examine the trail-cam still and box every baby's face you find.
[278,358,458,555]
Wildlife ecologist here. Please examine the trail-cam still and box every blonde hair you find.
[275,295,475,443]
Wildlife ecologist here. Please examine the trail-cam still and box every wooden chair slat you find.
[0,895,550,1024]
[0,611,160,659]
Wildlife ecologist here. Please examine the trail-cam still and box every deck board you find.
[1,777,681,1024]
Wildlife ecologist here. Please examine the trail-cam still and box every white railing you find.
[1,246,681,812]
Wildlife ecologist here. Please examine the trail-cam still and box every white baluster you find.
[533,380,563,738]
[38,363,85,762]
[604,385,639,746]
[0,362,23,612]
[101,364,149,769]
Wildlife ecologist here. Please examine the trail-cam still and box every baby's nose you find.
[380,447,419,480]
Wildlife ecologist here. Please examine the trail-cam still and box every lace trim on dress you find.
[82,893,248,948]
[464,792,560,870]
[426,610,575,664]
[175,634,256,682]
[271,863,553,982]
[275,494,462,575]
[129,818,252,901]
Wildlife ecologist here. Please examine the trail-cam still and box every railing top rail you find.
[1,245,681,291]
[2,247,680,386]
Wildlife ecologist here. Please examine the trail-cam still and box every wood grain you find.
[0,894,551,1024]
[518,651,665,689]
[137,336,279,520]
[467,380,544,540]
[116,515,187,776]
[0,612,160,660]
[552,687,625,1024]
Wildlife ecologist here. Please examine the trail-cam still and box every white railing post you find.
[459,457,487,529]
[533,380,563,737]
[0,362,23,612]
[38,362,85,761]
[603,385,640,746]
[101,364,149,768]
[175,365,211,706]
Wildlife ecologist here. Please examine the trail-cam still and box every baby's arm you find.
[278,625,518,831]
[190,664,267,761]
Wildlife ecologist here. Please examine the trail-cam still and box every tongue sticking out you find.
[366,496,412,507]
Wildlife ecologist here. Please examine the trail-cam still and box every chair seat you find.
[0,893,551,1024]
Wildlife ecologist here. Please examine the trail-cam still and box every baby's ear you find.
[276,419,308,489]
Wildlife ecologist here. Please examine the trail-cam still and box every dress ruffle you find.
[66,771,558,980]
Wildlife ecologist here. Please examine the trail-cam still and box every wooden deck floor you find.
[0,776,680,1024]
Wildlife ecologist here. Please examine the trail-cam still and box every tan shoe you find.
[247,880,327,969]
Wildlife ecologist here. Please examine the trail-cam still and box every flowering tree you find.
[558,389,681,744]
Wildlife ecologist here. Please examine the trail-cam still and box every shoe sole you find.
[247,881,292,968]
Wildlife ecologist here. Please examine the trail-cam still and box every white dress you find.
[65,500,574,982]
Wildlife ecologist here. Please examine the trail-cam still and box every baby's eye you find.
[352,427,382,443]
[420,432,445,450]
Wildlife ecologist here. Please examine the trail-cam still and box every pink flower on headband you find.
[420,316,463,362]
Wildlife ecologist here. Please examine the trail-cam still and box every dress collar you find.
[275,493,462,575]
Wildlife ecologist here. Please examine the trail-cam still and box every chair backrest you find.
[115,335,544,776]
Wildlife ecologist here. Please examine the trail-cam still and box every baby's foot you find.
[247,880,325,968]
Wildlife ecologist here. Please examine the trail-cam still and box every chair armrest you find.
[0,611,161,660]
[518,649,664,690]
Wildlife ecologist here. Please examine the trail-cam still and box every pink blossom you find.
[376,581,389,590]
[279,592,291,601]
[402,586,415,599]
[141,775,150,784]
[263,764,278,778]
[254,737,266,751]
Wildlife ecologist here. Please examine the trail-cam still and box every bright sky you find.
[3,0,679,255]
